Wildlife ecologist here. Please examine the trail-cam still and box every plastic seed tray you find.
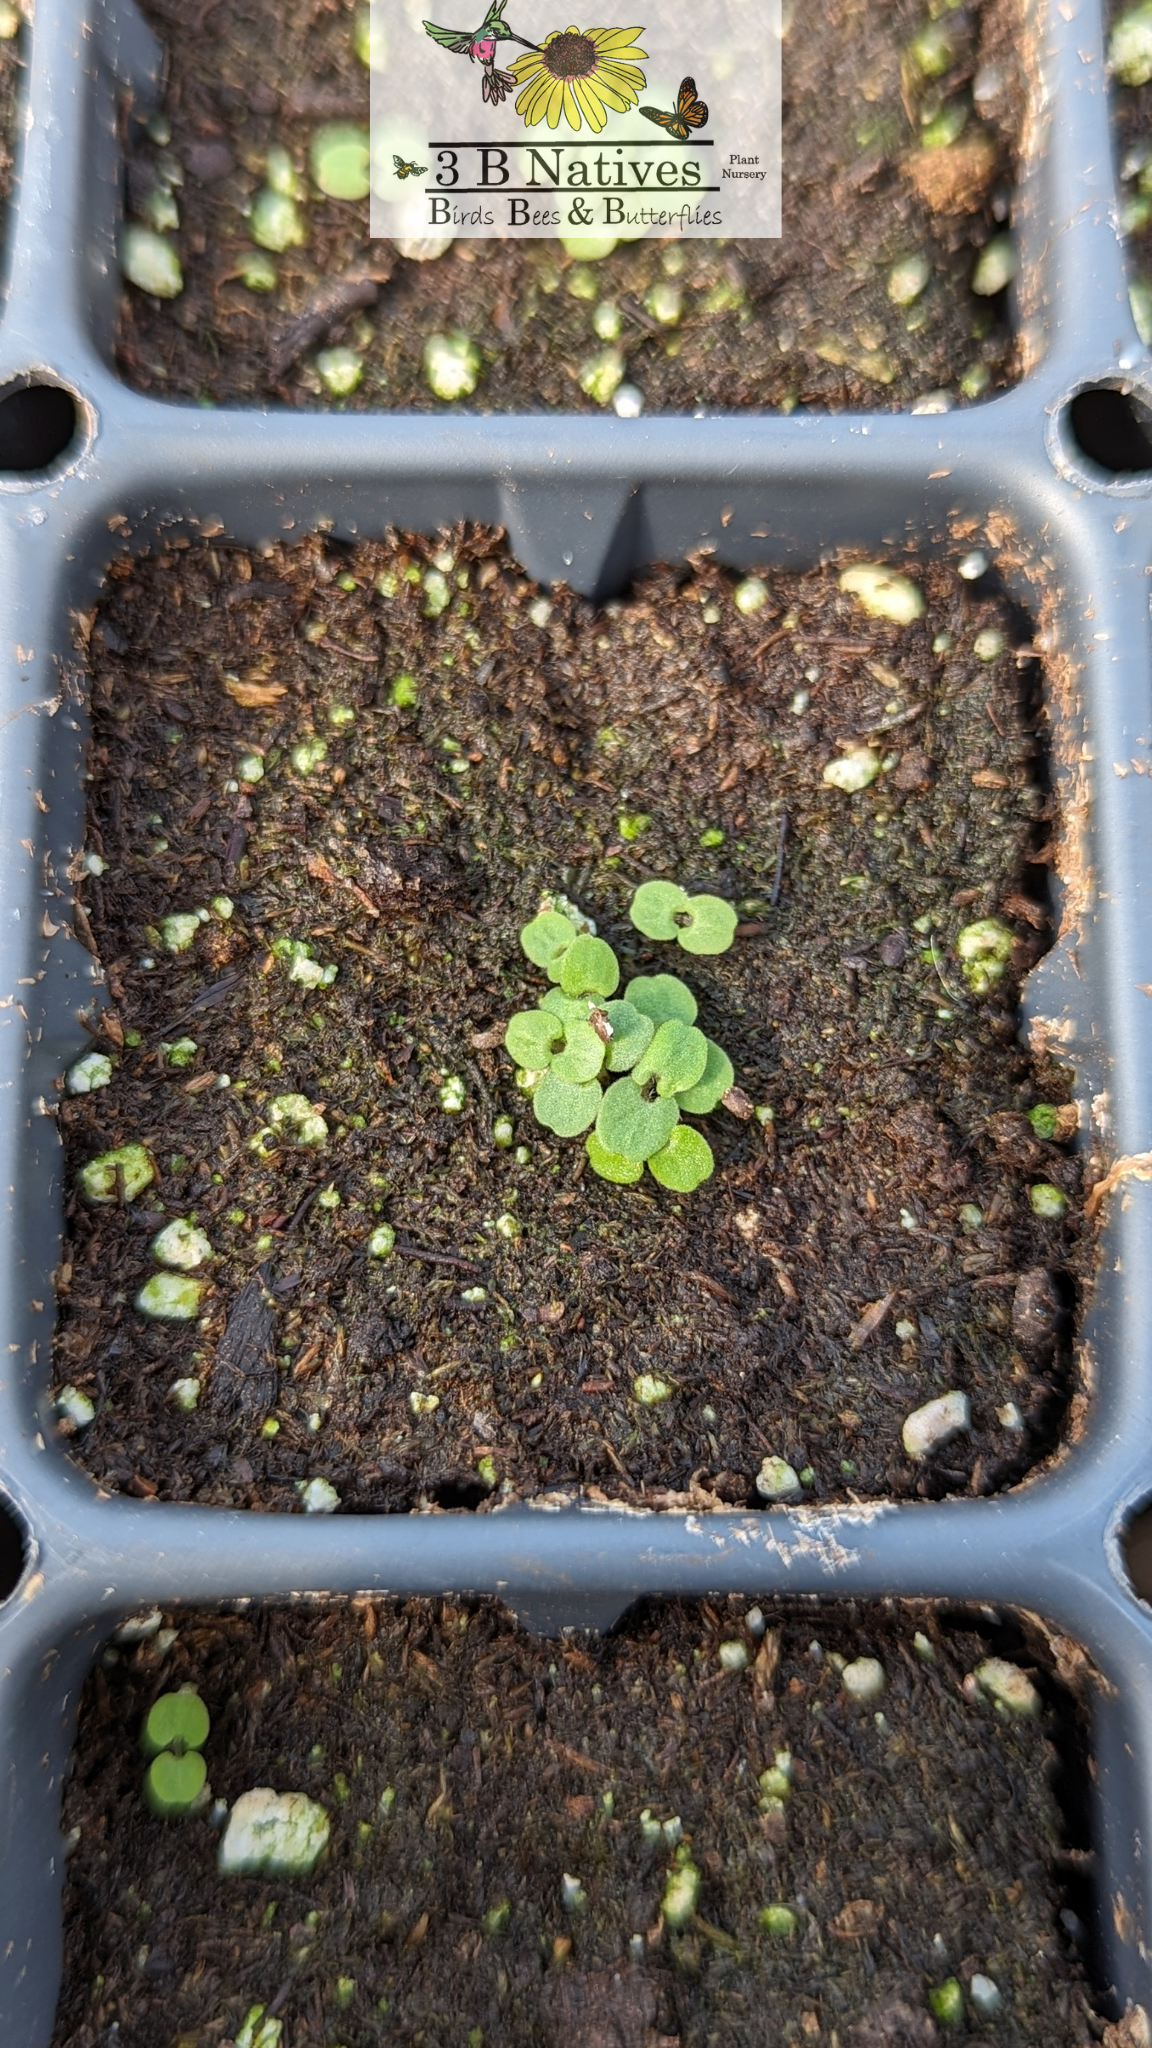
[4,0,1152,2037]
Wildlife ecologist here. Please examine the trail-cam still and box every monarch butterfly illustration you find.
[393,154,430,179]
[639,75,708,140]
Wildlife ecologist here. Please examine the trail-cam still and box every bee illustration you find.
[393,154,430,180]
[639,75,708,141]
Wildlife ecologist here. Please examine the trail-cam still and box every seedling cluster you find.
[141,1686,210,1818]
[504,884,741,1193]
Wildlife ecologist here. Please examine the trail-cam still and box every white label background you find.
[369,0,781,240]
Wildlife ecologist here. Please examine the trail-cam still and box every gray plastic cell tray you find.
[3,0,1152,2036]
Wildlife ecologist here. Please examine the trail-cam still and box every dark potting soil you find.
[0,21,21,232]
[51,535,1090,1516]
[120,0,1025,412]
[52,1599,1096,2048]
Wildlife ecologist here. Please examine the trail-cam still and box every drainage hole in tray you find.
[0,1494,25,1601]
[0,382,78,473]
[1066,385,1152,474]
[1120,1502,1152,1605]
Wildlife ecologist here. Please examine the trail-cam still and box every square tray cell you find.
[50,535,1090,1515]
[52,1596,1095,2046]
[115,0,1025,414]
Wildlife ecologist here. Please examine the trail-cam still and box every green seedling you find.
[144,1748,207,1816]
[504,888,737,1189]
[646,1123,714,1191]
[625,974,697,1026]
[310,122,370,200]
[142,1686,211,1758]
[251,187,307,252]
[630,879,738,955]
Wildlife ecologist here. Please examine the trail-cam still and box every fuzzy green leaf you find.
[533,1069,602,1136]
[601,999,655,1073]
[632,1020,709,1098]
[675,1038,734,1113]
[142,1689,210,1759]
[551,1018,606,1085]
[520,910,577,974]
[539,988,591,1024]
[596,1077,680,1162]
[559,933,620,999]
[585,1131,644,1183]
[647,1125,715,1192]
[624,973,698,1027]
[504,1009,563,1069]
[630,879,690,941]
[145,1749,207,1817]
[678,894,738,956]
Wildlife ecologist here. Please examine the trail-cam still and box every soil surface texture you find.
[53,1598,1095,2048]
[120,0,1024,412]
[52,534,1090,1516]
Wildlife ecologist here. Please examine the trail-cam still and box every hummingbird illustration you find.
[423,0,537,105]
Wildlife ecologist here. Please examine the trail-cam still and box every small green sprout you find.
[290,735,328,775]
[493,1115,515,1148]
[759,1904,797,1938]
[160,1036,198,1068]
[617,810,651,840]
[661,1850,701,1929]
[316,346,363,396]
[505,888,737,1190]
[1028,1102,1061,1139]
[956,916,1013,994]
[78,1143,156,1205]
[235,2009,283,2048]
[142,1687,210,1817]
[142,1686,210,1759]
[120,224,184,298]
[1029,1181,1068,1220]
[482,1900,512,1936]
[439,1074,466,1112]
[368,1223,396,1257]
[477,1454,498,1488]
[424,330,482,401]
[634,1372,673,1404]
[579,346,626,405]
[250,187,307,253]
[238,249,278,292]
[928,1979,965,2027]
[391,671,419,708]
[145,1749,207,1816]
[629,879,738,955]
[298,1477,340,1513]
[310,122,370,200]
